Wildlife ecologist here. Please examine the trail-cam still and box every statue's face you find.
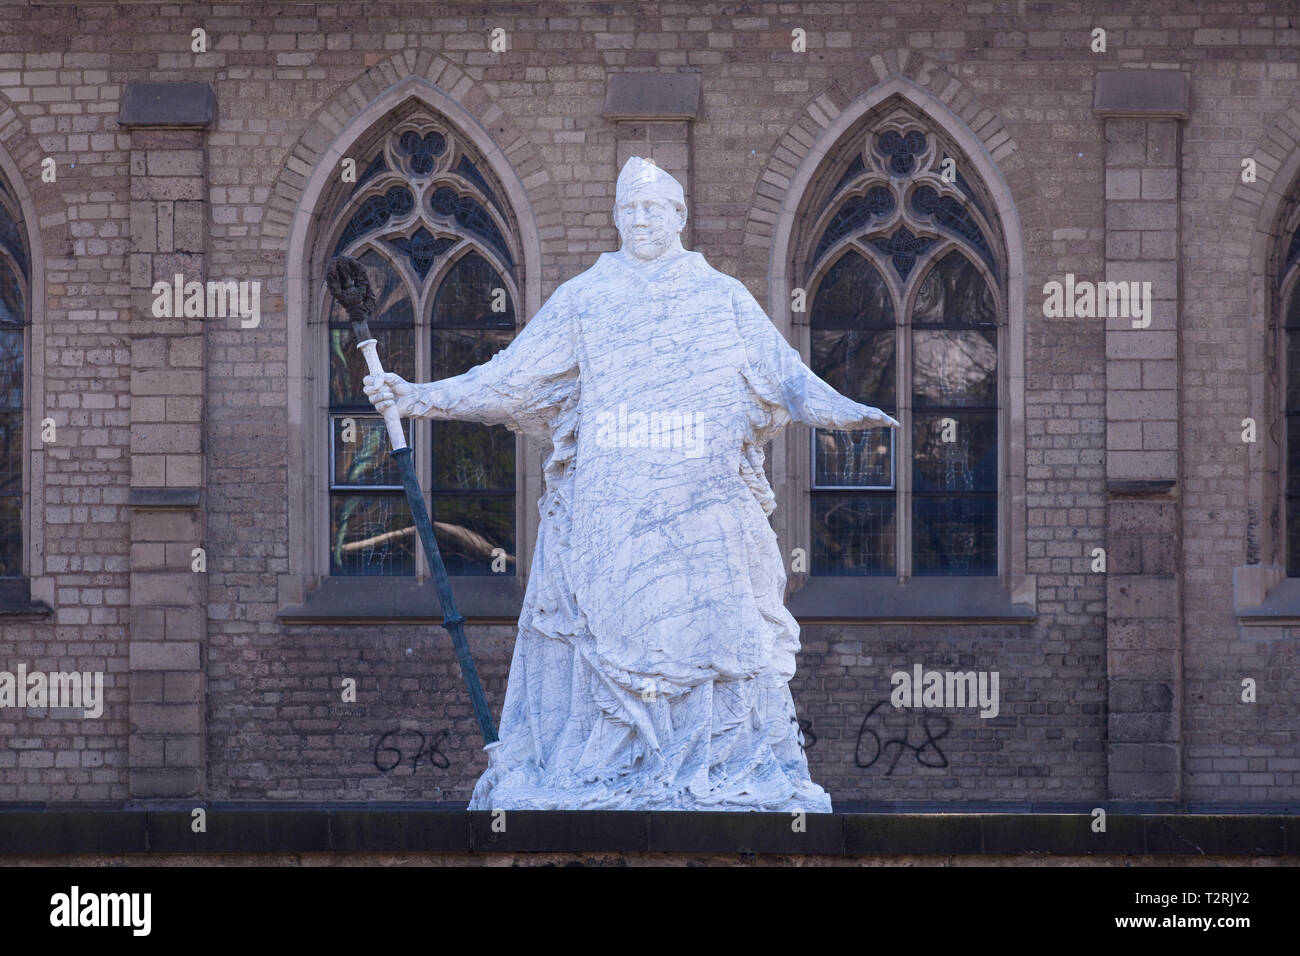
[614,192,685,261]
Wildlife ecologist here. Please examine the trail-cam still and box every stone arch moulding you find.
[268,54,560,603]
[0,101,54,606]
[744,52,1034,608]
[1226,87,1300,609]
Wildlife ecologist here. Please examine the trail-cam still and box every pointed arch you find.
[0,125,49,602]
[271,55,558,596]
[1221,91,1300,585]
[745,56,1033,606]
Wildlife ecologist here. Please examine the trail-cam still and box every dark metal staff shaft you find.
[328,255,497,745]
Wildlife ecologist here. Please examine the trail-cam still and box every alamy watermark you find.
[1041,273,1152,328]
[151,273,261,328]
[592,403,706,455]
[0,665,104,718]
[890,664,1000,719]
[50,886,151,936]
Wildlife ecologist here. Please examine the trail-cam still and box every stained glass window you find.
[324,121,520,577]
[805,117,1001,579]
[1285,256,1300,575]
[0,180,25,579]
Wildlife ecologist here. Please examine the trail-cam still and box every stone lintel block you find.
[1094,70,1190,119]
[603,72,701,120]
[130,176,205,202]
[127,488,202,510]
[119,82,215,128]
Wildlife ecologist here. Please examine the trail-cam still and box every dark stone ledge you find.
[0,577,52,618]
[127,488,202,509]
[1093,70,1190,119]
[0,803,1294,857]
[119,82,216,127]
[787,575,1035,623]
[278,575,524,624]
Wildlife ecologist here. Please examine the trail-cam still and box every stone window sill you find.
[0,578,52,620]
[786,575,1036,623]
[277,574,524,624]
[1235,566,1300,626]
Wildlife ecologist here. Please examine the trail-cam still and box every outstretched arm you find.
[365,286,577,434]
[731,281,900,431]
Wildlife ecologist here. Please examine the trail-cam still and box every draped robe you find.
[411,247,881,811]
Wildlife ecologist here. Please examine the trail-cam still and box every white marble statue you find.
[364,156,900,811]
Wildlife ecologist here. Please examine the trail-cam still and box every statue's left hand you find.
[855,404,901,429]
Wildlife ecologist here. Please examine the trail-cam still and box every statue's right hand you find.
[363,372,420,418]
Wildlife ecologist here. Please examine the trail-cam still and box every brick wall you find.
[0,0,1297,805]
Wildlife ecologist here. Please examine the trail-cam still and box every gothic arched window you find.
[1281,217,1300,574]
[0,178,27,580]
[319,116,520,577]
[799,112,1003,577]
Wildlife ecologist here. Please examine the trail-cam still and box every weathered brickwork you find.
[0,1,1297,806]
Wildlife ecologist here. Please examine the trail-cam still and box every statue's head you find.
[613,156,687,261]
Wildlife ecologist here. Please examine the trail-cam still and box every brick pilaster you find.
[1094,72,1189,801]
[603,73,701,248]
[120,84,214,798]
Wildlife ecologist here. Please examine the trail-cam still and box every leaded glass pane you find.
[432,253,514,326]
[1288,283,1300,329]
[912,496,997,575]
[913,412,997,493]
[811,253,894,328]
[0,494,18,577]
[0,328,21,408]
[1288,330,1300,409]
[1288,496,1300,577]
[332,415,409,487]
[433,420,513,492]
[431,495,515,575]
[812,495,896,576]
[0,258,21,327]
[814,427,893,488]
[811,328,895,406]
[0,409,19,493]
[1287,414,1300,497]
[431,327,514,378]
[912,251,996,327]
[912,329,997,408]
[330,494,415,575]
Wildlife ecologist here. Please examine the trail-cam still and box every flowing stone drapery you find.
[404,242,894,811]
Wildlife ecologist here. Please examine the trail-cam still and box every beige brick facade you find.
[0,1,1297,807]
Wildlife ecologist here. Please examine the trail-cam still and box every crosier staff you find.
[325,255,498,745]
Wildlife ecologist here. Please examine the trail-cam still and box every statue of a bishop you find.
[365,156,900,811]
